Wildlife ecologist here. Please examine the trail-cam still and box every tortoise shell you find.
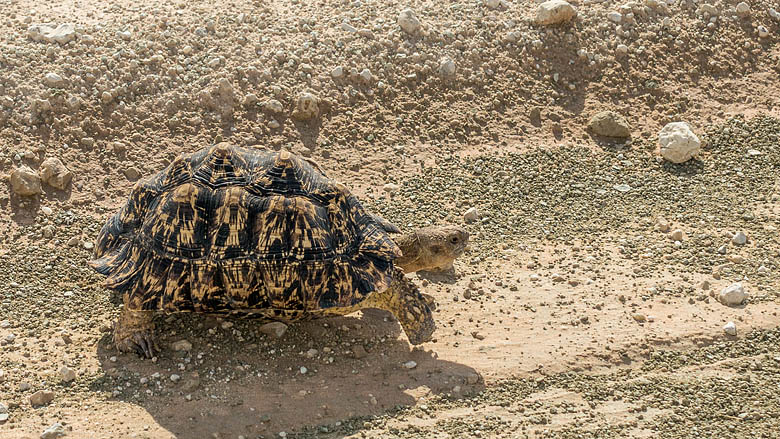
[90,143,402,315]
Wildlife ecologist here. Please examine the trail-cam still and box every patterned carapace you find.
[90,143,402,316]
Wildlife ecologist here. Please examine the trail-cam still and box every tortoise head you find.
[395,225,470,273]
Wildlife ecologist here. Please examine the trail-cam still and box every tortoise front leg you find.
[113,302,158,359]
[367,268,435,345]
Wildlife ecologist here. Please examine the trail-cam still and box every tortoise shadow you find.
[91,311,483,439]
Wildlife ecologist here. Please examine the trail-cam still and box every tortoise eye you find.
[450,237,459,244]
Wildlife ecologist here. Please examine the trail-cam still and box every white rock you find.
[359,68,372,83]
[331,66,344,78]
[28,23,76,45]
[291,92,319,120]
[264,99,284,113]
[696,4,719,16]
[718,282,747,306]
[10,166,42,196]
[59,366,76,383]
[486,0,501,9]
[659,122,701,164]
[732,231,747,245]
[40,157,73,190]
[439,57,456,77]
[170,374,181,382]
[757,25,769,38]
[607,11,623,23]
[736,2,750,17]
[536,0,577,25]
[341,22,357,33]
[40,422,65,439]
[723,321,737,336]
[403,360,417,369]
[383,183,400,194]
[44,72,64,88]
[299,366,307,374]
[616,44,629,55]
[398,8,422,34]
[464,207,479,223]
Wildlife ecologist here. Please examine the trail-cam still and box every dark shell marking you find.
[91,144,402,317]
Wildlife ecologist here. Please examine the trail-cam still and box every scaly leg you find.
[365,268,435,345]
[113,301,158,359]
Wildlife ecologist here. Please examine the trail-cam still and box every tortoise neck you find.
[393,232,423,273]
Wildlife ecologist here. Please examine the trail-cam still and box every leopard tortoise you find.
[90,143,468,358]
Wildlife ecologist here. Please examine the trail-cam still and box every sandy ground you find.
[1,0,780,438]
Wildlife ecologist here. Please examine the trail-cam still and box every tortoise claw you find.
[421,293,437,311]
[114,327,158,359]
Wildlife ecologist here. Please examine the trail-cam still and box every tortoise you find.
[89,143,468,358]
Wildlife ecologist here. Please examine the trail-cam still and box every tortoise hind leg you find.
[113,303,158,359]
[364,269,435,345]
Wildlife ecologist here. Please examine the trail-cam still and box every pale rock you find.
[659,122,701,163]
[696,4,719,16]
[398,8,422,34]
[172,340,192,351]
[656,218,671,232]
[723,321,737,336]
[264,99,284,113]
[40,157,73,190]
[403,360,417,369]
[607,11,623,23]
[59,366,76,383]
[732,231,747,245]
[757,25,769,38]
[588,111,631,138]
[359,68,372,83]
[40,423,66,439]
[464,207,479,223]
[439,57,456,77]
[44,72,64,88]
[10,166,42,196]
[718,282,747,306]
[669,229,684,241]
[28,23,76,44]
[331,66,344,78]
[259,322,288,338]
[29,390,55,406]
[383,183,400,195]
[735,2,750,18]
[291,92,319,120]
[536,0,577,25]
